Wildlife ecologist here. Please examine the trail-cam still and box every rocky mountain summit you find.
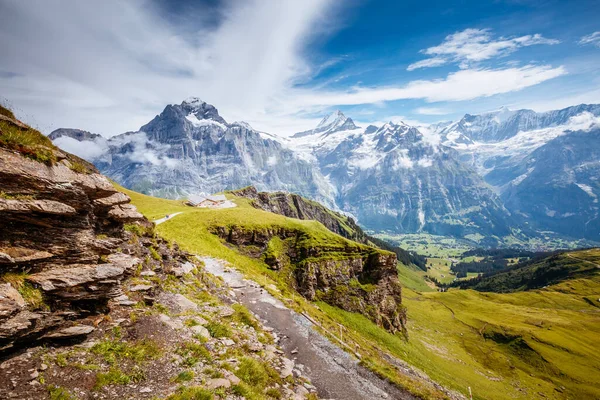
[289,118,515,240]
[0,107,314,399]
[292,110,358,138]
[52,98,334,205]
[437,104,600,241]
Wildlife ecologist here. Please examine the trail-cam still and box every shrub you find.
[94,366,145,389]
[205,321,231,338]
[90,339,161,365]
[166,386,213,400]
[173,370,195,383]
[47,385,76,400]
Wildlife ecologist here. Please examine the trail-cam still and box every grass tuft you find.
[90,338,161,365]
[94,366,145,389]
[173,370,195,383]
[0,272,47,310]
[205,321,231,338]
[166,386,213,400]
[47,385,76,400]
[0,116,56,164]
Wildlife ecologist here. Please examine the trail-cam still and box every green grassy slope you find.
[123,186,600,400]
[327,252,600,400]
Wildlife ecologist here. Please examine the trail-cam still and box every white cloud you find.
[567,111,600,131]
[0,0,334,136]
[511,88,600,112]
[579,31,600,48]
[52,136,108,160]
[286,65,567,107]
[414,107,451,115]
[111,132,181,168]
[407,28,560,71]
[406,57,446,71]
[0,5,572,138]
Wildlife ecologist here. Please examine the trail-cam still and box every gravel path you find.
[153,212,183,225]
[200,256,416,400]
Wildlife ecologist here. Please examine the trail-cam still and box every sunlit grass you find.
[124,184,600,400]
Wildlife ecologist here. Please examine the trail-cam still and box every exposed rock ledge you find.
[0,141,156,352]
[213,225,406,333]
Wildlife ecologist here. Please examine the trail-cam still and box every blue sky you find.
[0,0,599,136]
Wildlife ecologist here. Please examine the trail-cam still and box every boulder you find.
[190,325,210,339]
[107,204,144,222]
[157,293,198,313]
[0,284,26,320]
[206,378,231,390]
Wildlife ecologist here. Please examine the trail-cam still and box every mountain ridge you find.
[48,99,600,244]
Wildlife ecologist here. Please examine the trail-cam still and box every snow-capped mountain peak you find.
[316,110,347,128]
[182,96,205,106]
[292,110,358,138]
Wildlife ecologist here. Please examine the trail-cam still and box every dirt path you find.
[153,212,183,225]
[200,256,416,400]
[566,252,600,268]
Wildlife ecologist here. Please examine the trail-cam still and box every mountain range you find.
[49,99,600,245]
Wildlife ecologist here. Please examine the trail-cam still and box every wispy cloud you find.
[0,0,335,136]
[0,4,573,137]
[579,31,600,48]
[406,57,447,71]
[286,65,566,108]
[414,107,451,115]
[407,28,560,71]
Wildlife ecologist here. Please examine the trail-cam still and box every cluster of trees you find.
[461,248,540,259]
[451,258,509,275]
[366,235,428,271]
[450,248,550,276]
[447,250,583,293]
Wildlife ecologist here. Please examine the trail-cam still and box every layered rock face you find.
[213,225,406,333]
[0,143,149,351]
[0,111,197,352]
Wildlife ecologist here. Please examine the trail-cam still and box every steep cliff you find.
[212,224,406,333]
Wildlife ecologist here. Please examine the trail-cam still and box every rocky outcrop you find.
[230,186,368,244]
[0,112,172,352]
[213,225,406,333]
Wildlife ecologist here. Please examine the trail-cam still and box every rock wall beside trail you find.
[213,225,406,333]
[229,186,368,244]
[0,144,151,351]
